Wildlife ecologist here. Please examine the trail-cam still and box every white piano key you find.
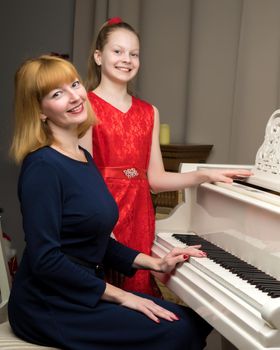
[157,231,275,311]
[189,255,271,309]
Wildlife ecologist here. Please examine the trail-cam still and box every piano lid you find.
[246,109,280,192]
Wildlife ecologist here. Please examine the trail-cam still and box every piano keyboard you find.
[156,232,280,314]
[173,233,280,299]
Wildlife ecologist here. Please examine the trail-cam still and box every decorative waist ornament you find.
[123,168,139,178]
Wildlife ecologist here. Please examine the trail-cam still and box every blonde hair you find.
[10,55,97,163]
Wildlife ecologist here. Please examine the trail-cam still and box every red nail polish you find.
[183,254,189,260]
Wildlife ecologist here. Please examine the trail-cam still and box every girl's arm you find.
[147,106,252,193]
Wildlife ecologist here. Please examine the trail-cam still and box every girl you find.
[80,18,252,296]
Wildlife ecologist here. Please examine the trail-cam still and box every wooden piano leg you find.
[205,330,237,350]
[221,336,238,350]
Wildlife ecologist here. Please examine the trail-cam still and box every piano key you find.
[166,233,280,310]
[190,254,271,309]
[173,233,280,298]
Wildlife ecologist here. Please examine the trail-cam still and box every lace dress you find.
[88,91,157,295]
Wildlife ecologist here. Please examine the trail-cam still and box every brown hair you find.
[10,55,97,163]
[86,20,140,91]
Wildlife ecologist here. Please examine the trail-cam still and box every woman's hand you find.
[102,283,179,323]
[158,245,207,274]
[120,292,179,323]
[133,246,206,274]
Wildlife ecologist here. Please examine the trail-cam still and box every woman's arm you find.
[147,106,252,193]
[132,245,206,273]
[101,244,206,323]
[20,159,106,308]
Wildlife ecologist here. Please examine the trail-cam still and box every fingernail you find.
[156,318,160,324]
[174,314,180,320]
[183,254,189,260]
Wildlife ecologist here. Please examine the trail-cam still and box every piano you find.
[152,109,280,350]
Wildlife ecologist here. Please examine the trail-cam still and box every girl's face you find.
[40,79,87,132]
[95,28,140,84]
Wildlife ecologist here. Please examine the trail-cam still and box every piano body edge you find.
[153,163,280,350]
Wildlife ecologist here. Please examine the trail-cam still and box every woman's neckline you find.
[90,91,134,114]
[49,145,89,164]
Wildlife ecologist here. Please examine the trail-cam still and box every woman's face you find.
[95,28,140,84]
[40,79,87,132]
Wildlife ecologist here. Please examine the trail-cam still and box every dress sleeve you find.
[103,237,140,277]
[19,159,106,308]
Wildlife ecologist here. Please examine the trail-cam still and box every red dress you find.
[88,92,157,295]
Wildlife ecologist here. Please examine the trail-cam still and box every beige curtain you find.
[73,0,280,165]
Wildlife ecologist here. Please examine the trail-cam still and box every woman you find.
[8,54,212,350]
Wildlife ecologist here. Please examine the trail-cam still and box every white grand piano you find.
[152,110,280,350]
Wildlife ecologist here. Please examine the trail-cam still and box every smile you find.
[67,103,84,113]
[116,66,131,72]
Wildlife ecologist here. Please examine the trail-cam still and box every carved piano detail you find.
[152,110,280,349]
[249,109,280,192]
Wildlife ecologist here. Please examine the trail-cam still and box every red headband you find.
[107,17,122,25]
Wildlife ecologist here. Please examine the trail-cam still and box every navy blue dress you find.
[8,147,212,350]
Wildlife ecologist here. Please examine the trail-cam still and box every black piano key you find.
[258,285,280,292]
[173,233,280,298]
[263,287,280,293]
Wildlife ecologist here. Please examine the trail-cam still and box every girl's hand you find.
[158,245,207,274]
[201,168,252,184]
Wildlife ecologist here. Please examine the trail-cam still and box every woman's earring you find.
[40,115,47,123]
